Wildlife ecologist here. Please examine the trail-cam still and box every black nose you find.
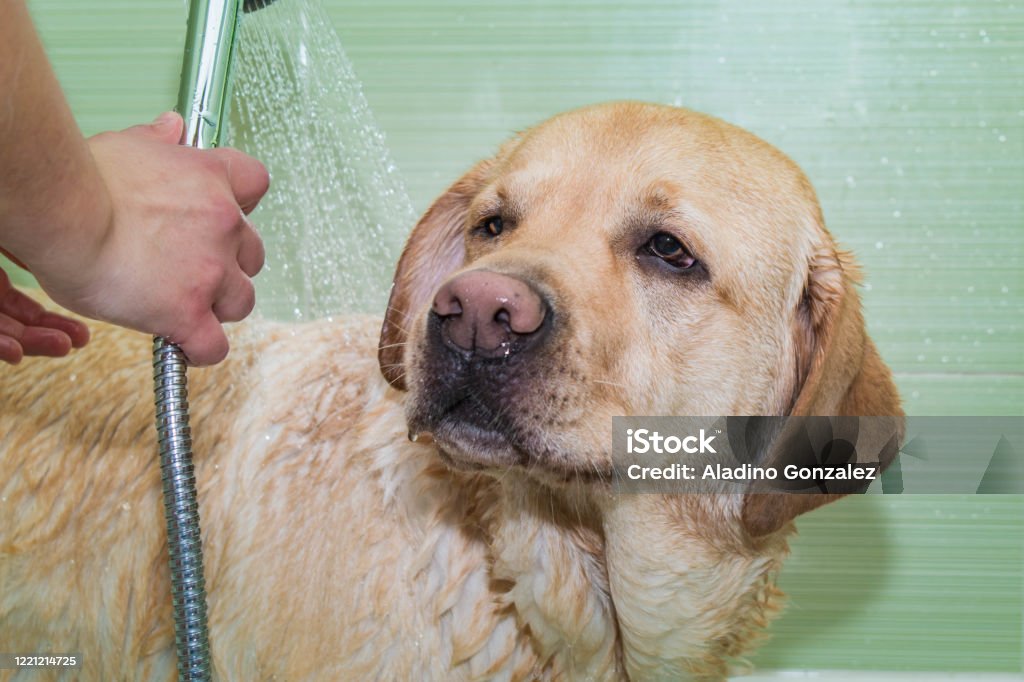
[432,270,547,358]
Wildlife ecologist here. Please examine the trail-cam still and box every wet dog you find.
[1,102,901,680]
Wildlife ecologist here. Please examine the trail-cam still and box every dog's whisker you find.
[382,307,415,332]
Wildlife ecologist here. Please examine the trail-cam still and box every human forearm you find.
[0,0,113,272]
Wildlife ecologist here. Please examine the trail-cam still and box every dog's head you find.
[379,102,901,536]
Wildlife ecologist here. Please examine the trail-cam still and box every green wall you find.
[21,0,1024,672]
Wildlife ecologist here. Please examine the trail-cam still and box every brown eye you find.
[646,232,696,270]
[482,216,503,237]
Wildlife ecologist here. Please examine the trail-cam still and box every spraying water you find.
[228,0,415,320]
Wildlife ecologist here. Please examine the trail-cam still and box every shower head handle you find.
[177,0,277,150]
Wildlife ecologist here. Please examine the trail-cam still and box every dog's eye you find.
[479,216,503,238]
[645,232,696,270]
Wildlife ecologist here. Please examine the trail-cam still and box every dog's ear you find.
[378,160,492,389]
[742,238,903,537]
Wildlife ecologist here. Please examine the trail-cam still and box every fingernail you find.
[153,111,178,126]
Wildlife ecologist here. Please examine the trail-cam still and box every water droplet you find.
[229,1,415,321]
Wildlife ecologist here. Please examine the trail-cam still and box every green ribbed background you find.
[20,0,1024,673]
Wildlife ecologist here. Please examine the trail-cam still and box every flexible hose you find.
[153,338,211,681]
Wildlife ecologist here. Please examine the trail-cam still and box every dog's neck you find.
[486,474,623,679]
[482,476,792,681]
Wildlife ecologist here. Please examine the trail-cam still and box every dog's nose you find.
[432,271,547,356]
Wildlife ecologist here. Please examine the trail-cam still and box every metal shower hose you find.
[153,338,211,680]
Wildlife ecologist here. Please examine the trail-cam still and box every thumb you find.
[130,111,185,144]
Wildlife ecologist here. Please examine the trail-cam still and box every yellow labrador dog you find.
[1,102,901,680]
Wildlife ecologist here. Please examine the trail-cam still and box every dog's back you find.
[0,314,538,680]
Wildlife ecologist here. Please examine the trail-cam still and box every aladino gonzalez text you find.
[623,428,878,482]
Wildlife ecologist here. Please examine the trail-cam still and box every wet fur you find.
[1,102,901,681]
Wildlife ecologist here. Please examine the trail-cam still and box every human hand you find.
[26,112,269,366]
[0,267,89,364]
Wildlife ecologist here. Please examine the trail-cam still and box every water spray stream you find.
[230,0,414,320]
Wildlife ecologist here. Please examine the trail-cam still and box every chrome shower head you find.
[178,0,279,148]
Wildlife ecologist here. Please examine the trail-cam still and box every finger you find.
[212,269,256,324]
[36,312,90,348]
[236,216,265,277]
[20,326,73,358]
[0,282,46,322]
[176,313,230,367]
[0,286,90,348]
[127,111,185,145]
[0,335,23,364]
[0,310,71,358]
[0,310,25,341]
[208,147,270,213]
